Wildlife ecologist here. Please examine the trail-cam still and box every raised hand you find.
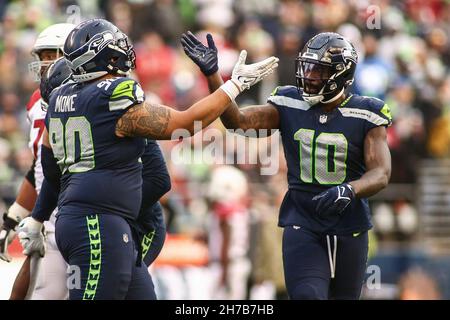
[231,50,278,91]
[181,31,218,76]
[219,50,279,101]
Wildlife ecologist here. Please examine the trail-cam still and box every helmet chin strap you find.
[72,70,108,83]
[303,87,345,106]
[320,87,345,104]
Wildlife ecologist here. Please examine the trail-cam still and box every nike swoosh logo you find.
[353,232,361,237]
[237,76,253,84]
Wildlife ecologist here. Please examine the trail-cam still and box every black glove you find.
[181,31,218,76]
[312,183,355,217]
[0,212,19,262]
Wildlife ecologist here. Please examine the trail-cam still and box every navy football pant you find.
[282,226,368,300]
[55,213,156,300]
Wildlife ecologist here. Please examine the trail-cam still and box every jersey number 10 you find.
[294,129,348,185]
[49,117,95,173]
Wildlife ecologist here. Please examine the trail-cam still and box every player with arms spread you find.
[17,19,278,300]
[182,31,392,300]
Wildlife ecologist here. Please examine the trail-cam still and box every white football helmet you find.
[28,23,76,81]
[207,165,248,204]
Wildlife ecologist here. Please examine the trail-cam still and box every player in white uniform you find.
[207,166,251,300]
[0,23,75,299]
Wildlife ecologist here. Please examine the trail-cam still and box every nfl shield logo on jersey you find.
[319,114,328,124]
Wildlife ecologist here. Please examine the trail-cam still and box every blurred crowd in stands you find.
[2,0,450,299]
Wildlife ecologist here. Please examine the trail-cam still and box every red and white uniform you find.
[26,90,45,190]
[26,89,68,300]
[208,203,251,300]
[26,89,57,231]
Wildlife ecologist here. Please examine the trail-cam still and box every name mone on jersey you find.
[55,94,77,112]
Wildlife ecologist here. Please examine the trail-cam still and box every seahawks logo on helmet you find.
[64,19,136,83]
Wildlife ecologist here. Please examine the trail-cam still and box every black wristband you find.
[2,212,19,231]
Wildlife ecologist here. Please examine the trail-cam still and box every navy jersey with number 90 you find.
[46,76,146,220]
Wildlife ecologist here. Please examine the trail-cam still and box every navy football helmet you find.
[63,19,135,82]
[40,57,72,104]
[296,32,358,105]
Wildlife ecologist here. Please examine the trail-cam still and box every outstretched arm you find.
[31,129,61,223]
[116,89,230,139]
[349,126,391,197]
[207,72,280,132]
[181,31,280,133]
[116,49,278,139]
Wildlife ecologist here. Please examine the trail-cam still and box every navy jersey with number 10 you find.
[268,86,392,235]
[46,76,146,220]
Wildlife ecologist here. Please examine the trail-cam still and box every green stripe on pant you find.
[141,230,155,259]
[83,214,102,300]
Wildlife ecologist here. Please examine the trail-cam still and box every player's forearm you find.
[116,87,232,140]
[31,178,59,223]
[32,144,61,222]
[206,73,243,130]
[176,87,232,135]
[349,167,390,198]
[206,73,248,130]
[6,178,36,224]
[207,74,281,133]
[15,175,37,212]
[351,126,391,198]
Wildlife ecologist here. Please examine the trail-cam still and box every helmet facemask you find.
[28,49,63,82]
[28,23,76,82]
[106,32,136,75]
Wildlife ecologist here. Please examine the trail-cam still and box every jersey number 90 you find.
[49,117,95,173]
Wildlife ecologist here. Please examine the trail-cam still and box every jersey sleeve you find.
[267,86,283,106]
[106,77,145,115]
[266,86,310,134]
[267,85,303,107]
[266,85,310,111]
[140,139,171,214]
[26,89,42,122]
[363,97,393,134]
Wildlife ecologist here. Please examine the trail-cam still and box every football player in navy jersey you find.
[182,31,392,300]
[17,19,278,300]
[11,58,170,299]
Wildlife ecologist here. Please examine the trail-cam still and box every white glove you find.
[0,203,29,262]
[17,217,46,257]
[220,50,279,101]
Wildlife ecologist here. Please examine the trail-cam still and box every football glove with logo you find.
[181,31,278,101]
[17,217,46,257]
[312,183,355,216]
[181,31,218,76]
